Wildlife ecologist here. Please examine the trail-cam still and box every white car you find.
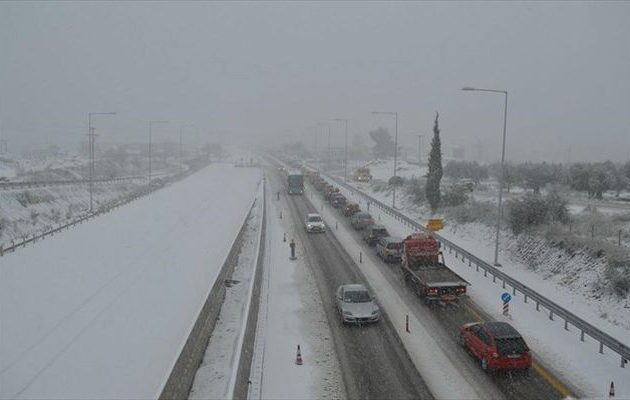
[336,284,380,324]
[304,213,326,233]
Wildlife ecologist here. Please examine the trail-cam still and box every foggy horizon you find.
[1,1,629,163]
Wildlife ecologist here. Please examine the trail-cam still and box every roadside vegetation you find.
[369,158,630,298]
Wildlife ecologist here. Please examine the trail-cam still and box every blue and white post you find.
[501,292,512,317]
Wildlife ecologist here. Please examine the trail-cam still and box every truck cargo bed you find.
[405,264,469,287]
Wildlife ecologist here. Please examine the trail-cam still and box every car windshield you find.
[373,228,387,236]
[387,243,402,250]
[308,216,322,222]
[495,337,528,356]
[344,290,371,303]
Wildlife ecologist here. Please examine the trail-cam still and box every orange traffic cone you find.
[295,344,303,365]
[609,381,615,397]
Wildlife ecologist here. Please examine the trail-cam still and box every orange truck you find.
[401,233,469,304]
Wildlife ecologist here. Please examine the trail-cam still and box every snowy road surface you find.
[267,167,434,399]
[0,164,260,399]
[247,173,344,399]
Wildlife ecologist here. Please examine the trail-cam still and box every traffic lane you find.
[272,171,433,400]
[306,234,432,400]
[327,199,571,400]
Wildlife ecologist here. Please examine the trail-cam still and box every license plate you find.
[507,354,521,358]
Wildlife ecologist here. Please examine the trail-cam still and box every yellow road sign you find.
[426,218,444,231]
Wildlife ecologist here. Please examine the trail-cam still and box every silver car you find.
[336,284,380,324]
[305,213,326,233]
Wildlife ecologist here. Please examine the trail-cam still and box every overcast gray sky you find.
[1,1,629,162]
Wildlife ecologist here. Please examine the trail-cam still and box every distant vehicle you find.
[401,233,469,304]
[304,213,326,233]
[460,321,532,372]
[287,171,304,195]
[376,236,403,262]
[0,177,10,183]
[363,224,389,247]
[330,193,346,209]
[149,178,164,188]
[343,203,360,217]
[324,186,339,201]
[335,284,380,324]
[350,212,374,230]
[353,167,372,182]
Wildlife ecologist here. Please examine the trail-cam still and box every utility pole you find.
[417,134,424,167]
[88,112,115,213]
[148,120,169,183]
[372,111,399,208]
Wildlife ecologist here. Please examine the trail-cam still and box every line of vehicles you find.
[300,165,532,372]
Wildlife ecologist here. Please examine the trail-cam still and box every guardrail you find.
[323,173,630,369]
[0,174,166,191]
[0,185,156,257]
[0,164,207,256]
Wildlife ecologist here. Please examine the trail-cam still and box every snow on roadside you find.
[189,184,263,400]
[334,180,630,398]
[344,176,630,341]
[248,177,344,400]
[0,164,261,399]
[312,193,499,400]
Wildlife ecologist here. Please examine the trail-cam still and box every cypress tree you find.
[426,112,443,213]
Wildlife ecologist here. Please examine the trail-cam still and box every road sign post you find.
[501,292,512,316]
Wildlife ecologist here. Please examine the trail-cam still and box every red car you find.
[460,321,532,372]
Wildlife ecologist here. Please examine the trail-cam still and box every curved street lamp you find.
[462,86,509,267]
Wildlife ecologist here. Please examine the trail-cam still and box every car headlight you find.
[343,310,353,316]
[371,310,379,315]
[307,224,313,229]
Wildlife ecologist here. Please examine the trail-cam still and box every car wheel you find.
[481,357,489,371]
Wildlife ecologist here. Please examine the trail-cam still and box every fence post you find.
[619,230,622,246]
[591,224,595,240]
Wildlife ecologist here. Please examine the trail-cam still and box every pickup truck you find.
[401,233,469,304]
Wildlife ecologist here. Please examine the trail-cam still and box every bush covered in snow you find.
[445,200,496,225]
[404,177,426,204]
[507,191,569,234]
[441,185,469,207]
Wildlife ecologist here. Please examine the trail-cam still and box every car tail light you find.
[456,287,466,293]
[492,352,499,359]
[428,288,438,295]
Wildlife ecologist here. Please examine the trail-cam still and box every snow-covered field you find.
[0,164,261,399]
[334,178,630,398]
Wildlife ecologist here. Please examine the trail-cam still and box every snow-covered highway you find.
[0,164,261,399]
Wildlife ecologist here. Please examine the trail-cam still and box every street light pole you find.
[179,123,193,175]
[88,112,116,213]
[462,86,508,266]
[334,118,349,182]
[148,120,169,183]
[372,111,399,208]
[416,134,424,167]
[327,123,332,171]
